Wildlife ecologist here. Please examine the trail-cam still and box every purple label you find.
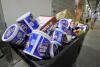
[11,28,25,45]
[33,37,50,59]
[18,20,32,34]
[4,25,15,39]
[25,33,38,52]
[25,13,33,22]
[57,19,69,32]
[25,14,39,30]
[24,32,50,59]
[30,20,39,29]
[52,29,64,45]
[60,20,69,27]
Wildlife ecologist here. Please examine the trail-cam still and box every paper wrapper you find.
[36,16,57,33]
[56,9,74,20]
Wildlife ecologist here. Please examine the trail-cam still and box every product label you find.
[25,13,33,22]
[57,19,69,32]
[11,28,25,45]
[25,14,39,29]
[30,20,39,29]
[24,33,38,53]
[4,25,15,39]
[33,36,50,59]
[18,20,32,34]
[24,32,50,59]
[52,30,63,44]
[61,19,69,27]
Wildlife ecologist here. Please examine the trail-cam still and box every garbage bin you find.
[9,28,88,67]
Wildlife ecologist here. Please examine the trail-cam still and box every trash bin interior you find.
[10,30,88,67]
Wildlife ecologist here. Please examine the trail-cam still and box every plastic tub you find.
[16,12,39,35]
[23,30,51,59]
[51,28,66,46]
[57,18,72,32]
[2,24,25,45]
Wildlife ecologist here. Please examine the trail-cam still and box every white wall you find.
[1,0,52,26]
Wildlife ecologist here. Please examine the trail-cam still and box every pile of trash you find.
[2,10,88,60]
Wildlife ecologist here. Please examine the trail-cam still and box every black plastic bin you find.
[9,29,88,67]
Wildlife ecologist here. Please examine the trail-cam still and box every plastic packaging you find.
[51,28,65,46]
[23,30,51,59]
[57,19,70,32]
[16,12,39,35]
[2,24,25,45]
[56,9,74,20]
[36,16,57,34]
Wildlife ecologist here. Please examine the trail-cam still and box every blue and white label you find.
[17,20,32,34]
[17,12,39,34]
[10,28,25,45]
[33,37,50,59]
[24,33,38,53]
[4,26,15,39]
[2,24,26,45]
[24,31,51,59]
[57,19,69,32]
[25,13,39,29]
[51,29,64,45]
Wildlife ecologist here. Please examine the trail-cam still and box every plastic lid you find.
[32,30,51,41]
[16,12,31,21]
[2,24,18,42]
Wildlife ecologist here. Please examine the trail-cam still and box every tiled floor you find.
[11,48,29,67]
[76,19,100,67]
[11,49,21,64]
[13,60,29,67]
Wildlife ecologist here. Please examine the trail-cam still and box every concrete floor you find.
[76,19,100,67]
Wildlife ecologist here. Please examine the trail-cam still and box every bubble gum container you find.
[16,12,39,35]
[57,18,72,32]
[23,30,51,59]
[2,24,26,45]
[51,28,66,46]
